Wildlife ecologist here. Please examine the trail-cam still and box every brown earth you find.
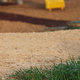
[0,0,80,32]
[0,0,80,79]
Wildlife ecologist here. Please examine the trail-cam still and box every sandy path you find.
[0,29,80,77]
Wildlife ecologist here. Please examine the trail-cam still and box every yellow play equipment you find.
[45,0,65,11]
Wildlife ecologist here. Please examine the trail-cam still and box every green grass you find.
[7,56,80,80]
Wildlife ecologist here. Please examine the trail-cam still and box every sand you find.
[0,29,80,77]
[0,0,80,78]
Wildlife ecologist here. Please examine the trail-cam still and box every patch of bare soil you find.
[0,0,80,32]
[0,30,80,78]
[0,0,80,78]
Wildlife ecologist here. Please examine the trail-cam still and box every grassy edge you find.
[4,56,80,80]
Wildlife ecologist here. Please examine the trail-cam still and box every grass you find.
[6,56,80,80]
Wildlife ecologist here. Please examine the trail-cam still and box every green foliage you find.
[7,57,80,80]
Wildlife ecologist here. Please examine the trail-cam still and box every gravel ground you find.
[0,0,80,78]
[0,30,80,77]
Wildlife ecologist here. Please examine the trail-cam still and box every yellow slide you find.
[45,0,65,11]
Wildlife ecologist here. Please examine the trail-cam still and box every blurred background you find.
[0,0,80,32]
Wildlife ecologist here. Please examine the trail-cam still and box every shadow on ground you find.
[0,11,69,27]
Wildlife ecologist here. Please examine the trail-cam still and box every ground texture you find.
[0,0,80,78]
[0,0,80,32]
[0,30,80,78]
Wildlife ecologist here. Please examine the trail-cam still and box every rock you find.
[67,20,80,29]
[44,26,68,31]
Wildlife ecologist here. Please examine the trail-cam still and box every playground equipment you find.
[2,0,23,4]
[17,0,23,4]
[2,0,7,2]
[45,0,65,11]
[1,0,65,11]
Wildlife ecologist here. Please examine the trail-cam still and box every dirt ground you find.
[0,0,80,32]
[0,0,80,78]
[0,30,80,78]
